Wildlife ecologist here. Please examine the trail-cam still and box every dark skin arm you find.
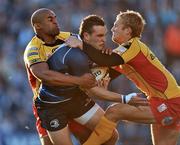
[30,62,96,89]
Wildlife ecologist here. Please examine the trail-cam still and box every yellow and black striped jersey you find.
[24,32,71,99]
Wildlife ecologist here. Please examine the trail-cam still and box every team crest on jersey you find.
[161,116,173,126]
[50,119,60,128]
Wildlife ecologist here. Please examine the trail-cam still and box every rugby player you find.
[24,8,96,145]
[67,10,180,145]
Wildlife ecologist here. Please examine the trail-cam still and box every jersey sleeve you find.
[24,47,45,67]
[82,42,124,67]
[65,48,91,76]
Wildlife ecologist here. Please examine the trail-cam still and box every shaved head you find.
[30,8,59,37]
[31,8,53,26]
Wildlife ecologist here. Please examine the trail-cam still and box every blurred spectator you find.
[163,12,180,83]
[164,12,180,67]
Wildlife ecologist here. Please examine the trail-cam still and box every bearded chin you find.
[52,30,59,36]
[49,28,59,36]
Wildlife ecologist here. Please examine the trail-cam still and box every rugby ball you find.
[91,66,109,81]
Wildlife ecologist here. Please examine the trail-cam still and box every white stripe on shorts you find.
[74,103,99,125]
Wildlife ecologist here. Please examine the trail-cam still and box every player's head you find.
[111,10,146,44]
[79,15,107,50]
[31,8,60,37]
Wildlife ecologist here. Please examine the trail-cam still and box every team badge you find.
[161,116,173,126]
[50,119,60,128]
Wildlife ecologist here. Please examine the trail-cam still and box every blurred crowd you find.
[0,0,180,145]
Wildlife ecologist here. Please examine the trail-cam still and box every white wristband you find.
[122,93,137,104]
[121,95,125,104]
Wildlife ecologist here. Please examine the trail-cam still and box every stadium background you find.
[0,0,180,145]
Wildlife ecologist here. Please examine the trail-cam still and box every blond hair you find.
[117,10,146,37]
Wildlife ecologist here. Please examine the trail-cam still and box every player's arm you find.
[66,49,122,102]
[66,49,147,105]
[65,36,124,66]
[87,88,148,105]
[25,46,95,88]
[82,42,124,66]
[30,62,94,87]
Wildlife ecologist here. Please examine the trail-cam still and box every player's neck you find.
[37,34,56,44]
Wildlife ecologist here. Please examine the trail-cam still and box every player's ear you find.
[125,27,132,37]
[34,23,41,30]
[83,32,90,41]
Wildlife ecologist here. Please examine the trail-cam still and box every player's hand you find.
[123,93,149,106]
[65,36,83,50]
[102,47,112,55]
[97,77,110,89]
[79,73,97,89]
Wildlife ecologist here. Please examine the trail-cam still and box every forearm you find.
[83,42,124,66]
[30,62,85,87]
[87,86,123,102]
[87,87,142,105]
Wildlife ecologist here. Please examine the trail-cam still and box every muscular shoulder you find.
[24,36,45,66]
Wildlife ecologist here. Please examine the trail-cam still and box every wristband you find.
[121,93,137,104]
[121,95,126,104]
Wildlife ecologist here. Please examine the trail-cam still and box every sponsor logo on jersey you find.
[113,45,127,55]
[157,103,167,113]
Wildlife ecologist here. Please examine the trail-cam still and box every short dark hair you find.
[79,15,105,39]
